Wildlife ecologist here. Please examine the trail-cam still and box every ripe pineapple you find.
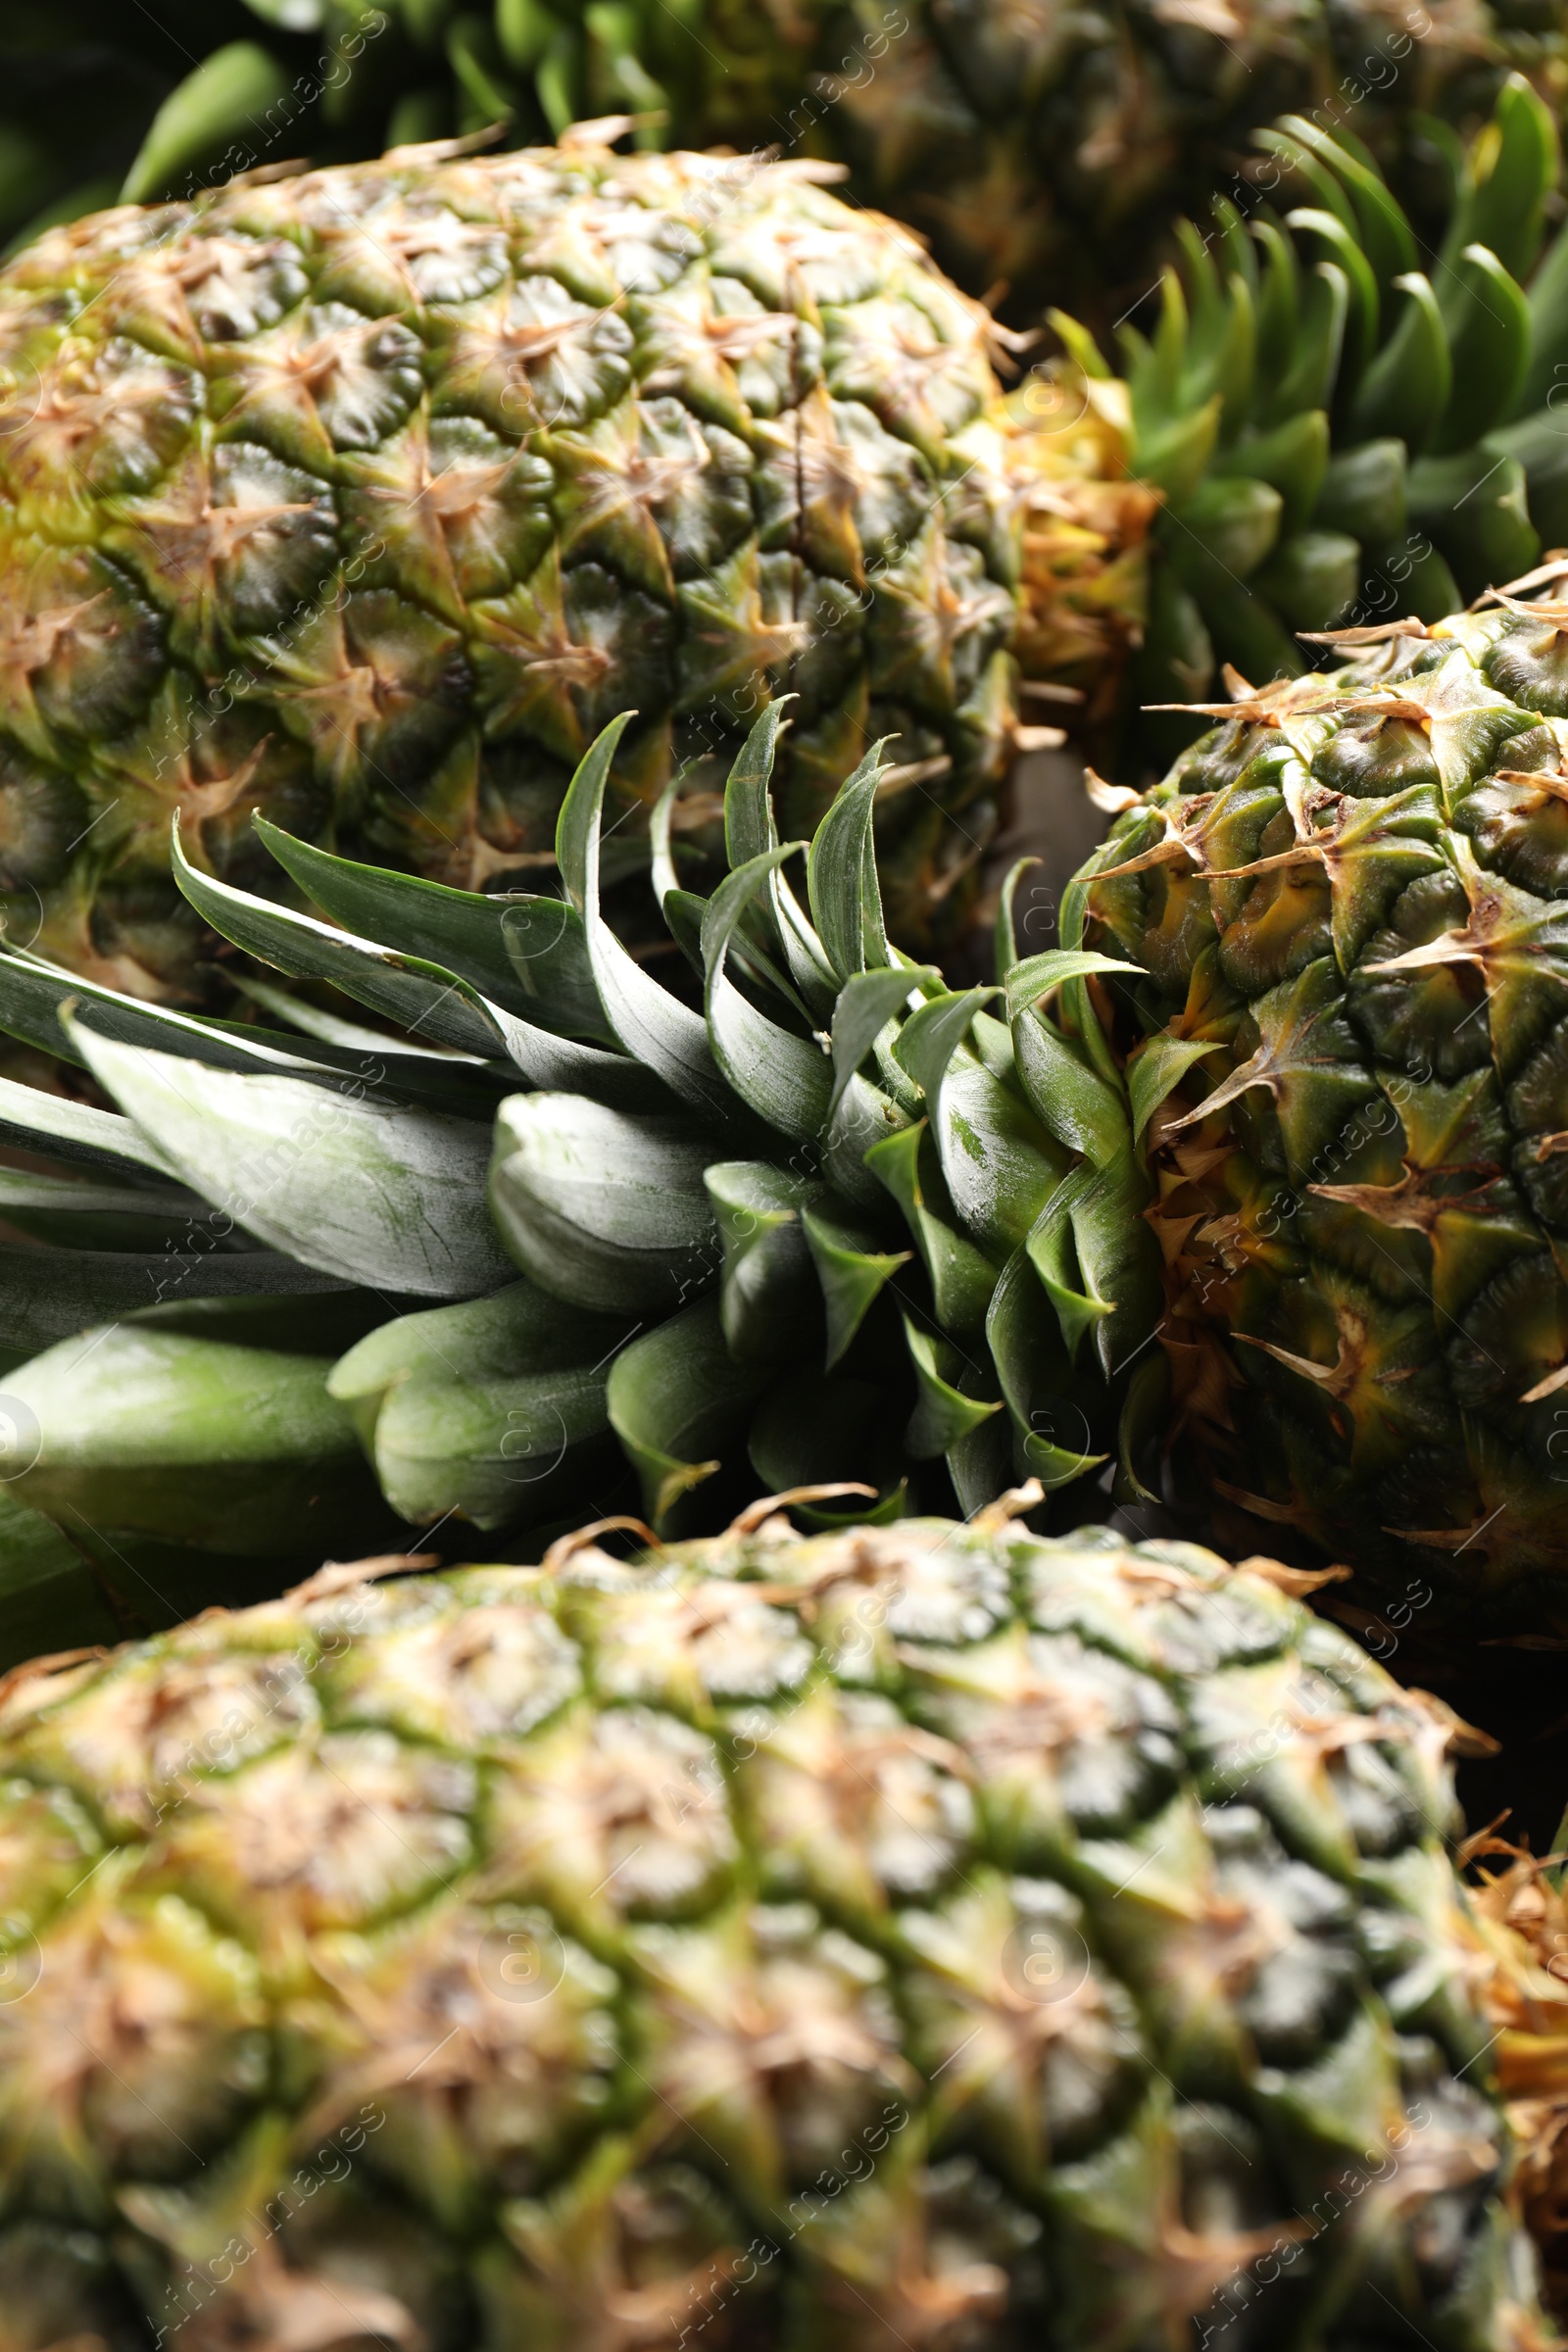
[1050,574,1568,1632]
[0,128,1139,988]
[0,1502,1554,2348]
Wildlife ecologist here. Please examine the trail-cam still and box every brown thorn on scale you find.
[1210,1476,1311,1526]
[1297,617,1435,645]
[384,122,514,163]
[1236,1557,1352,1597]
[540,1515,660,1572]
[1235,1329,1355,1397]
[1085,766,1142,814]
[0,1645,110,1712]
[1205,843,1328,881]
[1472,552,1568,607]
[285,1553,440,1604]
[726,1484,877,1535]
[1454,1808,1515,1869]
[970,1478,1047,1530]
[1475,590,1568,631]
[1494,767,1568,805]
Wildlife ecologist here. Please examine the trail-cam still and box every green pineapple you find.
[1046,576,1568,1631]
[0,1501,1552,2348]
[0,131,1119,987]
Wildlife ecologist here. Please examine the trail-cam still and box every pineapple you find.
[64,0,1568,318]
[0,126,1143,987]
[1049,575,1568,1635]
[0,1499,1552,2348]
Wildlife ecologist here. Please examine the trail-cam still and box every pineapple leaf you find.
[801,1205,909,1369]
[1113,1350,1170,1507]
[498,899,617,1047]
[1348,272,1449,453]
[0,1073,178,1179]
[986,1245,1104,1488]
[902,1316,1003,1459]
[650,770,683,911]
[1011,1006,1130,1161]
[252,816,587,1033]
[1431,244,1531,452]
[329,1283,631,1532]
[555,715,729,1125]
[1268,115,1418,298]
[0,1168,209,1252]
[1026,1173,1116,1366]
[807,739,895,981]
[1127,1035,1226,1140]
[0,949,339,1081]
[606,1298,769,1530]
[830,967,940,1120]
[173,823,508,1062]
[489,1094,720,1315]
[0,1324,381,1556]
[704,1161,822,1365]
[701,845,832,1141]
[480,1004,674,1115]
[865,1122,1000,1337]
[723,699,790,872]
[892,988,997,1110]
[64,1015,514,1298]
[0,1241,348,1354]
[1004,949,1140,1012]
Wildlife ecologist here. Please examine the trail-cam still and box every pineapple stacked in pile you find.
[3,15,1568,2352]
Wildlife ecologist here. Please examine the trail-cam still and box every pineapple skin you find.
[0,1509,1545,2348]
[1077,596,1568,1627]
[0,137,1043,992]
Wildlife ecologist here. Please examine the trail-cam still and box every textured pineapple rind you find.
[0,1513,1542,2347]
[0,139,1023,988]
[1084,604,1568,1622]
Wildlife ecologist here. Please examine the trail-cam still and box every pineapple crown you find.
[1053,76,1568,731]
[0,699,1153,1573]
